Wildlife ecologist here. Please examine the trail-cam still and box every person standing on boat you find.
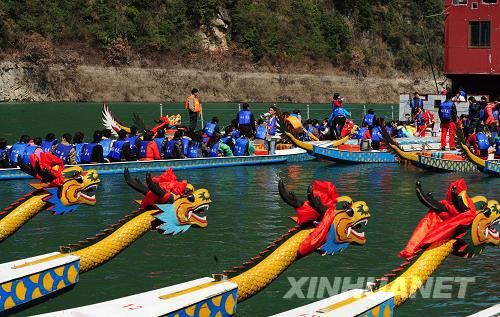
[329,97,349,140]
[267,105,278,137]
[186,88,202,131]
[362,109,377,132]
[236,103,256,136]
[53,133,77,165]
[438,92,458,150]
[108,130,132,162]
[81,130,105,164]
[484,100,499,133]
[468,96,482,136]
[0,138,9,168]
[409,92,423,119]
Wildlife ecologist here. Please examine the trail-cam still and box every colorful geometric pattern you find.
[418,156,477,173]
[484,160,500,176]
[357,298,394,317]
[164,288,237,317]
[312,146,398,163]
[0,260,79,312]
[0,153,313,181]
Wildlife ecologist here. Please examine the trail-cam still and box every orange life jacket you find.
[186,95,201,113]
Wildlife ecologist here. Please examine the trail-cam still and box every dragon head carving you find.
[279,180,370,256]
[18,153,100,214]
[400,179,498,259]
[125,168,211,235]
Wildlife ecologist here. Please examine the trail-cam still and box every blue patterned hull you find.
[482,160,500,176]
[417,156,477,173]
[312,146,398,163]
[0,151,314,181]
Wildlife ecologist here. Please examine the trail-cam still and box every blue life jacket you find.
[494,110,499,121]
[154,138,165,152]
[182,138,190,156]
[290,113,299,118]
[164,140,177,158]
[187,142,200,158]
[477,133,490,150]
[205,123,217,137]
[386,126,393,136]
[221,136,230,144]
[74,143,86,164]
[41,140,56,153]
[439,101,453,122]
[479,109,485,120]
[410,98,423,111]
[81,143,100,163]
[127,136,139,151]
[459,90,467,97]
[371,127,382,142]
[139,141,151,159]
[268,116,277,135]
[332,107,345,118]
[22,145,40,164]
[363,114,375,127]
[53,144,73,163]
[108,140,127,160]
[209,143,220,157]
[495,138,500,155]
[0,149,6,162]
[238,110,252,125]
[255,126,266,140]
[100,139,113,157]
[234,138,249,156]
[355,128,368,140]
[416,113,425,126]
[231,130,240,139]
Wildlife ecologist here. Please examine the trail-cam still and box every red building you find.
[444,0,500,98]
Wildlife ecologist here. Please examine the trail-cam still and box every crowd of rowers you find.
[0,104,280,168]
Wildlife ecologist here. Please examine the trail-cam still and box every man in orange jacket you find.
[186,88,202,131]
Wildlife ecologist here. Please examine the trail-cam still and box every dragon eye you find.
[483,208,492,217]
[346,208,354,217]
[187,194,195,202]
[75,176,84,184]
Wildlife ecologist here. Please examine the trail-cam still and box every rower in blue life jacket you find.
[42,133,58,153]
[53,133,77,165]
[126,126,141,160]
[81,130,105,164]
[208,132,233,157]
[222,126,236,152]
[73,132,86,164]
[153,129,166,154]
[362,109,377,131]
[370,117,385,150]
[233,132,255,156]
[9,135,30,167]
[100,129,113,158]
[409,92,424,119]
[236,103,256,136]
[204,117,220,138]
[0,138,9,168]
[164,130,186,159]
[22,137,43,165]
[187,130,210,158]
[108,129,132,162]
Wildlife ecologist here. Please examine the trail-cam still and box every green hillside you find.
[0,0,443,73]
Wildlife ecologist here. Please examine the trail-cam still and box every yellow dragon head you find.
[471,199,500,247]
[124,168,211,234]
[278,180,370,256]
[19,153,100,214]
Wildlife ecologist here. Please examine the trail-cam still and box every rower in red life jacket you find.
[138,131,160,161]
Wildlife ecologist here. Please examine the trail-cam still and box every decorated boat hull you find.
[0,149,314,181]
[312,144,399,164]
[417,155,477,173]
[482,160,500,176]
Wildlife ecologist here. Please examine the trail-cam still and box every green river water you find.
[0,103,498,317]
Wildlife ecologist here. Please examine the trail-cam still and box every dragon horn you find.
[278,180,302,208]
[124,168,148,195]
[307,184,327,215]
[17,155,36,177]
[146,172,166,198]
[415,182,447,212]
[451,186,469,212]
[35,159,55,183]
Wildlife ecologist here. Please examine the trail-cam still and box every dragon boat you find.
[0,148,313,181]
[273,180,499,316]
[0,154,100,243]
[380,127,478,172]
[0,169,211,314]
[455,128,500,177]
[34,180,371,317]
